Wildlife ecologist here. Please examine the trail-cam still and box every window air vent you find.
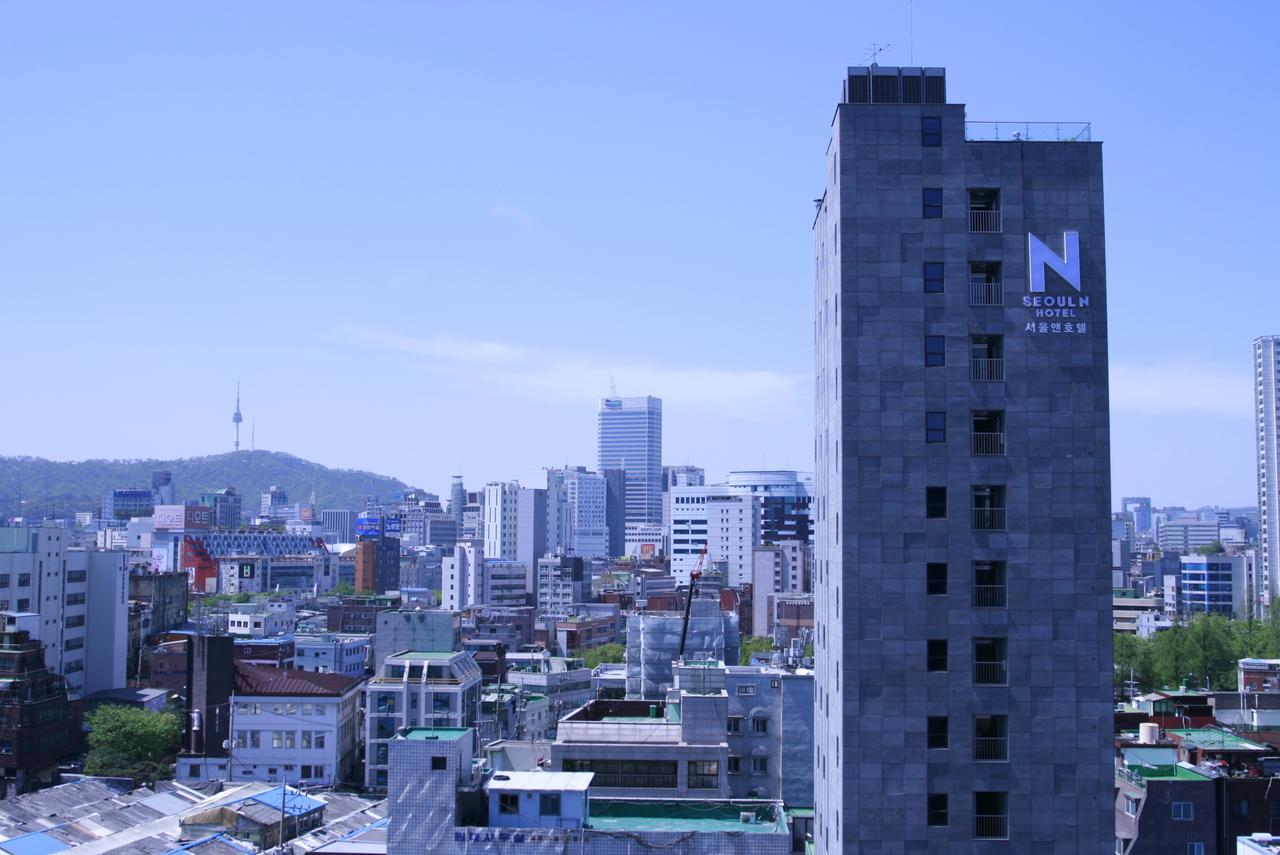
[872,75,899,103]
[902,76,922,104]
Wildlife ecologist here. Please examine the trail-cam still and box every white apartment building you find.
[227,602,295,638]
[483,482,520,561]
[667,486,760,586]
[364,650,483,790]
[0,526,128,698]
[180,664,362,787]
[441,540,483,611]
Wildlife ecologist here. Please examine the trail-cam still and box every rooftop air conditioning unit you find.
[740,812,757,824]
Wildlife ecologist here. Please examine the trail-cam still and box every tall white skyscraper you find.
[597,395,662,525]
[483,482,520,561]
[1256,336,1280,610]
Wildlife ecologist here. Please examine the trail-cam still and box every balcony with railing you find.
[968,280,1003,306]
[972,584,1007,609]
[968,190,1001,233]
[972,508,1006,531]
[973,660,1008,685]
[973,737,1008,762]
[974,814,1009,840]
[968,209,1002,233]
[970,432,1006,456]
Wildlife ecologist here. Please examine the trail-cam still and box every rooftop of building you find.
[1240,832,1280,853]
[1121,763,1210,781]
[388,650,457,661]
[486,772,593,793]
[562,699,681,725]
[400,727,470,742]
[585,800,784,834]
[1166,727,1269,752]
[233,662,359,697]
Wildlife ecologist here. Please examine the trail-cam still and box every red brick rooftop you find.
[233,662,359,696]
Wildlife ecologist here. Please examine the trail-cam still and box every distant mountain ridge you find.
[0,451,410,519]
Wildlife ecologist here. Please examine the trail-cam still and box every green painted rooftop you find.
[402,727,470,741]
[1127,764,1208,781]
[1166,728,1269,751]
[587,800,784,834]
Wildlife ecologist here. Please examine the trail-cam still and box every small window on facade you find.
[431,756,447,771]
[925,335,946,366]
[924,261,944,293]
[927,716,948,749]
[927,793,948,826]
[1172,801,1194,821]
[926,562,947,595]
[499,793,519,814]
[926,487,947,519]
[927,640,948,672]
[540,793,561,815]
[922,188,943,219]
[921,117,942,147]
[926,412,946,443]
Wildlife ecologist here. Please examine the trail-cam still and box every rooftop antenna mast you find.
[232,380,243,452]
[609,371,617,398]
[908,0,914,65]
[865,43,894,66]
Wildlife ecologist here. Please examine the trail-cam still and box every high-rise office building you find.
[1256,336,1280,609]
[813,66,1112,851]
[546,467,609,558]
[1120,496,1153,539]
[598,395,662,525]
[448,476,467,526]
[726,470,814,545]
[662,465,705,491]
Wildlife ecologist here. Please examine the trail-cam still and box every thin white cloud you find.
[490,204,538,229]
[348,328,530,365]
[351,328,804,420]
[1110,362,1252,416]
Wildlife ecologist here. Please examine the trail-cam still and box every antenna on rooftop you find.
[907,0,914,65]
[865,43,894,65]
[609,371,618,398]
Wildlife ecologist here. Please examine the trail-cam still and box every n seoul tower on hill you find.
[232,381,243,452]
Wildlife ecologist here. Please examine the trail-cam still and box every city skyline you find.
[2,3,1276,508]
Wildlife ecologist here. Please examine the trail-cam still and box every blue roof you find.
[246,786,324,816]
[0,830,70,855]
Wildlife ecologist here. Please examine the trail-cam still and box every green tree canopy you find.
[1195,541,1226,555]
[740,635,775,666]
[583,643,625,669]
[84,705,181,785]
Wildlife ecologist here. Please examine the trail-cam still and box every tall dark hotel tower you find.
[812,66,1113,852]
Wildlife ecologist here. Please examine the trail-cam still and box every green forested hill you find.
[0,450,409,519]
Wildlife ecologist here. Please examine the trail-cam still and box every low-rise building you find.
[178,663,362,788]
[374,608,460,666]
[294,633,370,677]
[504,651,591,729]
[364,650,483,791]
[386,726,790,854]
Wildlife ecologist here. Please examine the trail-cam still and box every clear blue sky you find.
[1,2,1275,508]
